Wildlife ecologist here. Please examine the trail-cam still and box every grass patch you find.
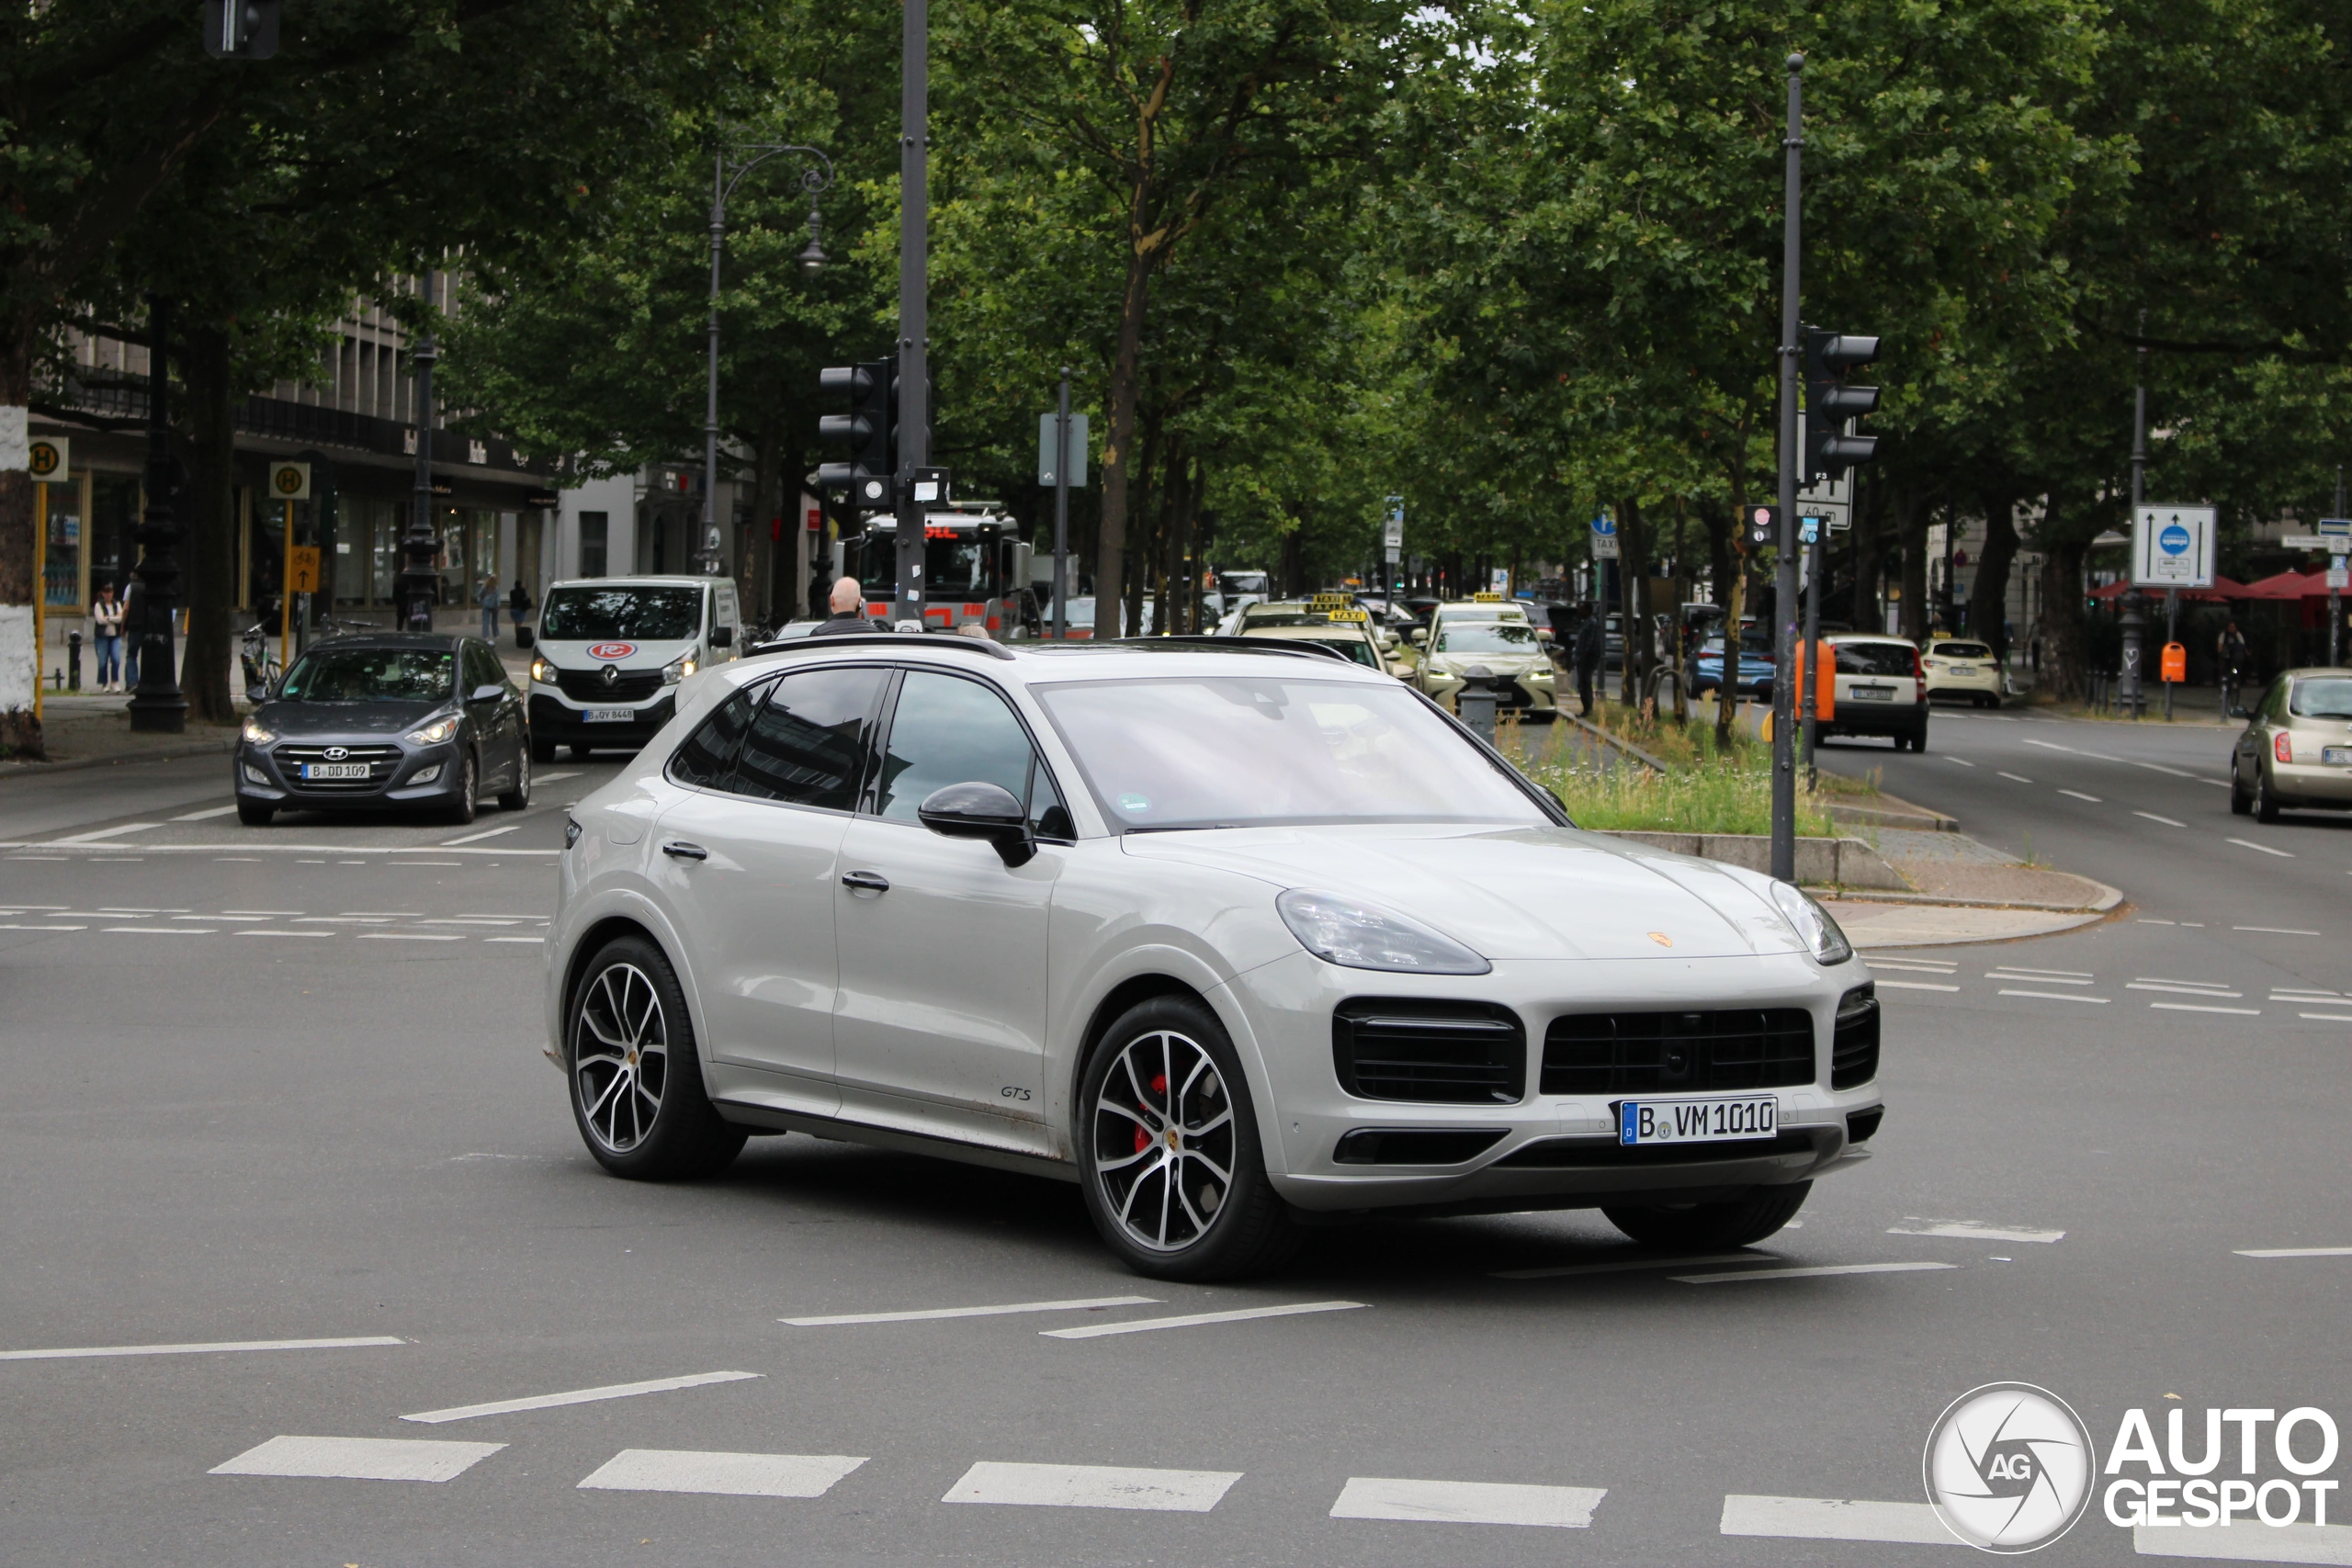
[1504,707,1839,837]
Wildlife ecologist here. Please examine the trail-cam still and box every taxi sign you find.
[1472,591,1505,603]
[1308,592,1351,610]
[1326,608,1369,623]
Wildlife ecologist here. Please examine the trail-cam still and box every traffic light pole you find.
[1053,368,1071,639]
[1770,53,1804,885]
[893,0,931,628]
[127,293,187,733]
[397,272,441,634]
[1801,522,1821,787]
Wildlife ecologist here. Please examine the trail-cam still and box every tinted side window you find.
[470,644,505,691]
[874,671,1037,822]
[1029,762,1074,841]
[668,684,763,789]
[734,667,886,808]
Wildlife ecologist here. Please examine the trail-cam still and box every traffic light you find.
[203,0,279,57]
[817,360,893,511]
[1803,328,1882,481]
[1745,504,1779,551]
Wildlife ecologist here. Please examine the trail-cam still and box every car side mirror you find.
[470,682,503,704]
[709,626,733,648]
[917,781,1035,868]
[1536,627,1555,641]
[514,625,534,649]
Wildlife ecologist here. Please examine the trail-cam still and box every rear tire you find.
[1911,727,1928,754]
[566,933,746,1179]
[236,801,274,827]
[1604,1182,1812,1250]
[1077,994,1302,1281]
[2254,765,2282,823]
[2230,766,2254,816]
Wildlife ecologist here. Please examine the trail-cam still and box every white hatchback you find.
[546,637,1883,1279]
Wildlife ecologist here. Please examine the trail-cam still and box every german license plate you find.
[582,707,634,723]
[1850,685,1895,702]
[1948,665,1976,676]
[1619,1095,1779,1146]
[2324,747,2352,765]
[299,762,369,780]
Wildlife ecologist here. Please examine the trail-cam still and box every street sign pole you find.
[1801,515,1821,786]
[1053,369,1070,640]
[2332,467,2345,667]
[2122,317,2149,718]
[1770,53,1804,885]
[893,0,930,630]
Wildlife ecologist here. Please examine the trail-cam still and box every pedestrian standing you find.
[477,575,500,641]
[120,570,145,690]
[507,577,532,632]
[91,581,124,692]
[1573,603,1604,716]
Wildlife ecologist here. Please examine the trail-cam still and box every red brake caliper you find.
[1136,1073,1170,1155]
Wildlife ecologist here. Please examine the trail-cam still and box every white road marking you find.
[441,825,521,845]
[1868,958,1959,972]
[235,930,334,938]
[1989,965,2093,977]
[1042,1301,1364,1339]
[1999,988,2109,1004]
[2237,1247,2352,1258]
[340,910,424,917]
[2228,839,2297,858]
[2299,1012,2352,1022]
[1988,972,2094,985]
[2133,811,2187,828]
[535,770,582,781]
[213,856,261,862]
[2129,982,2244,997]
[1492,1252,1776,1281]
[1330,1476,1606,1528]
[401,1369,761,1424]
[2022,738,2120,761]
[45,823,162,843]
[2141,918,2177,925]
[0,924,85,931]
[1887,1220,2064,1244]
[484,936,544,944]
[943,1461,1240,1513]
[170,805,239,821]
[1998,772,2035,784]
[295,916,390,923]
[1876,980,1962,992]
[782,1294,1159,1326]
[2273,987,2343,998]
[461,912,547,919]
[1946,757,1975,767]
[211,1435,503,1483]
[2135,1521,2352,1562]
[184,913,266,921]
[2151,1001,2262,1016]
[578,1449,866,1498]
[1720,1494,1956,1545]
[99,907,186,913]
[2059,789,2103,803]
[102,926,213,935]
[2236,925,2321,935]
[391,860,463,866]
[0,1334,403,1362]
[357,933,466,942]
[2135,761,2199,779]
[422,917,521,925]
[1674,1262,1956,1284]
[220,909,303,915]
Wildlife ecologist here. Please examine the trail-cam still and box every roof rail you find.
[1111,635,1357,663]
[745,631,1016,661]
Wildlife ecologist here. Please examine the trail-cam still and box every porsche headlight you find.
[662,652,697,685]
[241,717,276,745]
[1277,889,1491,976]
[404,716,460,746]
[1770,881,1853,964]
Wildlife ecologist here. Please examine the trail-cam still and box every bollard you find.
[67,629,82,692]
[1457,664,1498,743]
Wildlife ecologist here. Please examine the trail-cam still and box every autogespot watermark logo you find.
[1923,1383,2096,1552]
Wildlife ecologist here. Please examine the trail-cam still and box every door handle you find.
[841,869,890,894]
[662,841,708,861]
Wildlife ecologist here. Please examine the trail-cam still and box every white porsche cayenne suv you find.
[545,636,1883,1280]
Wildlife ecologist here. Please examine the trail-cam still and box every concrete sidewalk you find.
[0,695,241,776]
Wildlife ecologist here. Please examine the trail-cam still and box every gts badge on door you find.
[1000,1086,1033,1102]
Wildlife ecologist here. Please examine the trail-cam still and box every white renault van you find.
[525,576,741,761]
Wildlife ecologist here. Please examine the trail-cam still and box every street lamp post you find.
[396,271,442,634]
[702,142,834,578]
[1769,52,1804,885]
[127,293,187,733]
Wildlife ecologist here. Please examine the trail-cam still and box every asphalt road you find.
[3,732,2348,1566]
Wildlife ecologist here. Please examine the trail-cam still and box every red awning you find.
[2238,569,2333,601]
[2086,574,2250,603]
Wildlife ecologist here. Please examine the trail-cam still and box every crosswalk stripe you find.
[401,1369,761,1424]
[1330,1476,1605,1528]
[211,1435,503,1483]
[944,1461,1240,1512]
[1719,1494,1956,1544]
[577,1449,866,1498]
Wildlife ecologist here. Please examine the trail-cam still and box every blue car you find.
[1690,634,1774,699]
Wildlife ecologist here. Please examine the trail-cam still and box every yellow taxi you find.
[1922,637,2005,708]
[1232,596,1404,675]
[1407,595,1557,716]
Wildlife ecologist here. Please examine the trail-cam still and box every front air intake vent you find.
[1541,1008,1815,1096]
[1332,1129,1509,1166]
[1831,985,1880,1089]
[1332,999,1525,1105]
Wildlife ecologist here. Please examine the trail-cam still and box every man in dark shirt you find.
[1572,604,1605,716]
[808,576,880,637]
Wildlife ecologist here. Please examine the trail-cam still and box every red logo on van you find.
[585,641,637,660]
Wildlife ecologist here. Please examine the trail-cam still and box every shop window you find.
[579,512,607,578]
[42,490,81,608]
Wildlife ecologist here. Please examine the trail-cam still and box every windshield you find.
[1036,677,1548,830]
[923,535,1002,598]
[1837,641,1917,677]
[540,585,703,641]
[2290,677,2352,718]
[1220,572,1270,595]
[1938,642,1992,660]
[278,647,455,703]
[1240,609,1333,627]
[1435,622,1540,654]
[1241,631,1379,667]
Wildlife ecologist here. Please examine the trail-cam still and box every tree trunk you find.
[1897,489,1929,642]
[0,319,38,757]
[1153,439,1186,637]
[1969,491,2021,663]
[746,417,779,629]
[1851,474,1883,631]
[1617,497,1648,708]
[1716,569,1747,751]
[2039,524,2088,699]
[180,321,237,725]
[1099,240,1156,641]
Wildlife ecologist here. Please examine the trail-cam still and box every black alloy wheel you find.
[566,933,746,1179]
[1077,995,1300,1281]
[1604,1181,1812,1249]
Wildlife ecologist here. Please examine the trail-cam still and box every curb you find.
[0,736,236,780]
[1813,879,2126,917]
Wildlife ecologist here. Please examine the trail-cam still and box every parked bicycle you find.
[240,624,282,700]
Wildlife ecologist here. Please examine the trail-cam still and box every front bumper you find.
[1421,670,1559,714]
[528,690,675,747]
[234,738,464,808]
[1224,950,1881,1214]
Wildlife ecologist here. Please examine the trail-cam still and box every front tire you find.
[1604,1181,1811,1250]
[236,801,274,827]
[532,736,557,765]
[566,934,746,1179]
[1078,995,1301,1281]
[445,752,478,826]
[497,746,531,811]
